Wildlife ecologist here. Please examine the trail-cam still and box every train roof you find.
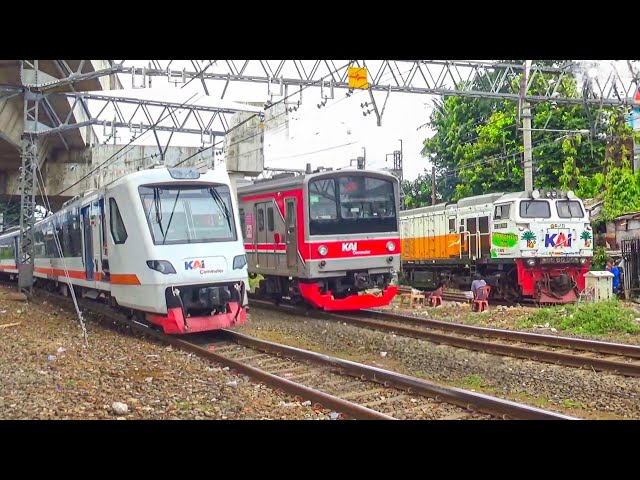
[400,190,582,217]
[58,167,232,210]
[237,168,398,196]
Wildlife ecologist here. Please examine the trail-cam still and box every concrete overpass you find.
[0,60,122,204]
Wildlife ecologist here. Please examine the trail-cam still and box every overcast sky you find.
[86,60,639,182]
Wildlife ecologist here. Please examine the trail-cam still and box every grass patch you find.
[461,374,484,388]
[562,399,584,409]
[175,401,191,410]
[248,274,264,292]
[65,379,76,388]
[516,299,640,336]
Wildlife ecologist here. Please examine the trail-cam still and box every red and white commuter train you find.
[237,168,401,310]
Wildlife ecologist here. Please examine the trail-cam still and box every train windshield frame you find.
[556,200,584,219]
[139,184,237,245]
[519,200,551,219]
[308,175,397,235]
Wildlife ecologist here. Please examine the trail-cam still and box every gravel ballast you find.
[0,285,330,420]
[237,306,640,419]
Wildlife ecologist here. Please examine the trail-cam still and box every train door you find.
[468,217,478,259]
[285,198,297,270]
[256,203,269,270]
[479,216,490,257]
[99,198,110,280]
[90,199,103,281]
[14,236,19,266]
[459,219,468,259]
[447,216,457,258]
[266,205,275,269]
[81,205,94,280]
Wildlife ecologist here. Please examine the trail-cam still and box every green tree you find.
[402,171,440,209]
[420,60,607,201]
[0,200,20,231]
[600,109,640,220]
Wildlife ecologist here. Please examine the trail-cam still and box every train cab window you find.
[257,209,265,232]
[109,198,128,244]
[494,204,511,220]
[448,218,456,233]
[138,186,236,245]
[267,207,274,232]
[556,200,584,219]
[309,179,338,221]
[308,175,397,235]
[519,200,551,219]
[286,201,296,229]
[239,209,246,238]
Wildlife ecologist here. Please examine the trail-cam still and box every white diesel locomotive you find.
[400,189,593,303]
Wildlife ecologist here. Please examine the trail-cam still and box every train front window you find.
[519,200,551,219]
[139,185,237,245]
[556,200,584,219]
[309,176,397,235]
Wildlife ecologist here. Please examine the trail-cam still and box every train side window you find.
[459,219,465,233]
[257,209,265,232]
[109,198,128,244]
[494,204,510,220]
[448,218,455,233]
[267,207,274,232]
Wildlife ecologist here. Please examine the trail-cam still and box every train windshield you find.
[519,200,551,218]
[308,175,397,235]
[139,185,236,245]
[556,200,584,219]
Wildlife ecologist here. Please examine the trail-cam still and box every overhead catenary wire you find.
[188,63,420,171]
[53,90,203,196]
[169,61,355,171]
[34,162,89,345]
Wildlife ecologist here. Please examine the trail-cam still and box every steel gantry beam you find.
[119,60,640,107]
[4,60,265,293]
[20,92,258,138]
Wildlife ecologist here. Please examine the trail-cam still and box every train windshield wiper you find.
[153,188,165,238]
[209,187,233,233]
[161,190,181,245]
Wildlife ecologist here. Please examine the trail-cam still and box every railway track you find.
[249,297,640,378]
[6,283,576,420]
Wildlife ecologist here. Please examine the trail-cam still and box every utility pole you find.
[521,60,533,193]
[523,101,533,192]
[431,165,437,205]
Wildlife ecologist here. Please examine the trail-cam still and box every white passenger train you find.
[0,167,249,334]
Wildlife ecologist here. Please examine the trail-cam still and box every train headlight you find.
[386,241,396,252]
[525,259,536,267]
[318,245,328,256]
[233,254,247,270]
[146,260,176,274]
[579,258,587,265]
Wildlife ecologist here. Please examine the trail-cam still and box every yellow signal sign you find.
[348,67,369,90]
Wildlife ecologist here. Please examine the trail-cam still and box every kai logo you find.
[342,242,358,252]
[185,260,206,270]
[545,232,572,248]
